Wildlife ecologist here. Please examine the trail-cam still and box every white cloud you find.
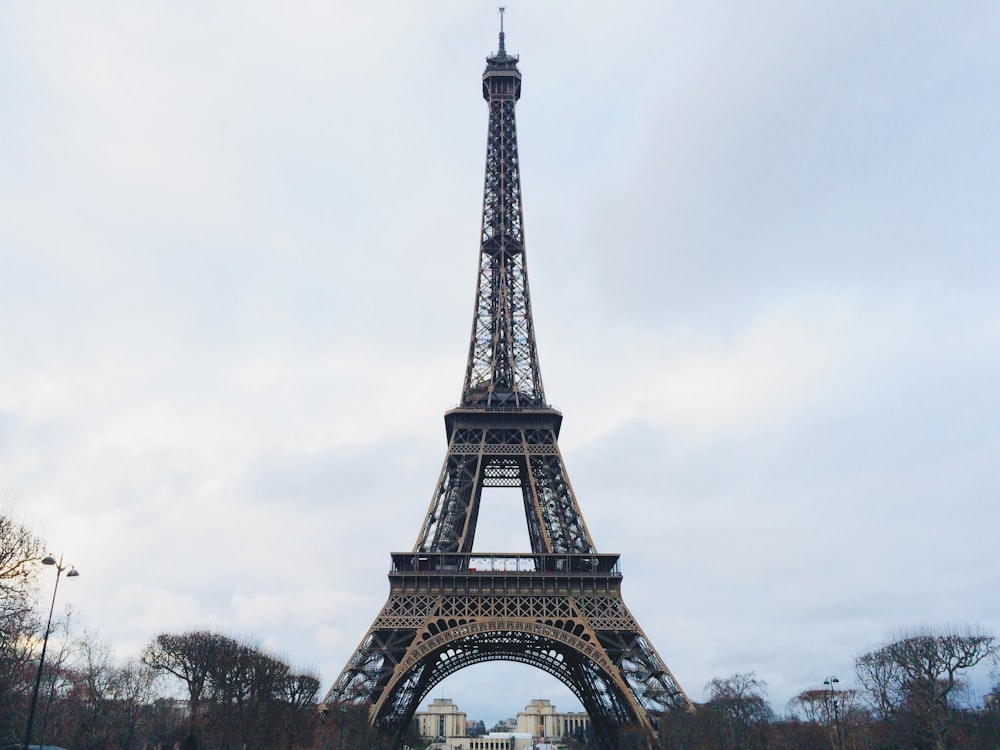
[2,0,998,723]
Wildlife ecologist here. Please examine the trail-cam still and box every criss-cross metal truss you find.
[463,29,541,411]
[321,26,692,750]
[416,415,595,555]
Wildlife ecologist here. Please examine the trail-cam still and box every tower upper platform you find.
[483,25,521,101]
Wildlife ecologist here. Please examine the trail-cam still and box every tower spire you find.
[489,7,517,65]
[469,11,533,409]
[498,6,506,55]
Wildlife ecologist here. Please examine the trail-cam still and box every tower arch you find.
[372,621,642,743]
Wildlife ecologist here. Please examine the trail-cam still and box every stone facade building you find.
[416,698,468,740]
[416,697,589,748]
[516,698,590,741]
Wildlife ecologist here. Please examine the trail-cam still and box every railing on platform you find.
[389,552,621,576]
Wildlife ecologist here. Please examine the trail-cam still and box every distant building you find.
[422,732,530,750]
[416,698,468,740]
[516,698,590,741]
[466,735,523,749]
[415,697,589,749]
[491,717,518,733]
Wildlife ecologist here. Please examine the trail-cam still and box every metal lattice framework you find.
[322,24,692,750]
[416,418,595,555]
[463,26,541,410]
[325,556,690,748]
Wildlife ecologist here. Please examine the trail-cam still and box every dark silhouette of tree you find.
[704,672,774,750]
[44,635,157,750]
[317,702,394,750]
[855,626,998,749]
[142,631,224,734]
[143,630,318,750]
[765,718,829,750]
[0,506,42,613]
[787,689,829,724]
[274,671,321,750]
[787,686,862,750]
[0,506,43,745]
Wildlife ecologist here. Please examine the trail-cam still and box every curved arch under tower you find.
[379,623,641,743]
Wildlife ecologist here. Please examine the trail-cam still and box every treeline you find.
[2,624,391,750]
[650,636,1000,750]
[2,510,340,750]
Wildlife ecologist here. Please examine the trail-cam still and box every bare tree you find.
[0,503,42,603]
[274,671,320,750]
[143,631,230,733]
[30,607,78,750]
[144,630,317,750]
[788,689,830,724]
[42,633,147,750]
[0,504,43,744]
[787,685,862,750]
[704,672,774,750]
[855,626,998,750]
[0,505,43,648]
[206,639,288,750]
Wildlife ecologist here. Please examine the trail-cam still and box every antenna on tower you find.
[498,6,506,54]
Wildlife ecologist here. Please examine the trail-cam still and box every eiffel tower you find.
[321,18,691,749]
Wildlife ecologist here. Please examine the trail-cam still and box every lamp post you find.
[21,553,79,750]
[823,676,843,750]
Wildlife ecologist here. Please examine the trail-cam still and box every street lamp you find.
[823,676,843,750]
[21,553,79,750]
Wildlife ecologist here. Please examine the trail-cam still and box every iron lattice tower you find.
[322,23,692,749]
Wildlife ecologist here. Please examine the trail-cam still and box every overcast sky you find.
[2,0,999,726]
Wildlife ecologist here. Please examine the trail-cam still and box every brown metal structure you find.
[322,20,692,749]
